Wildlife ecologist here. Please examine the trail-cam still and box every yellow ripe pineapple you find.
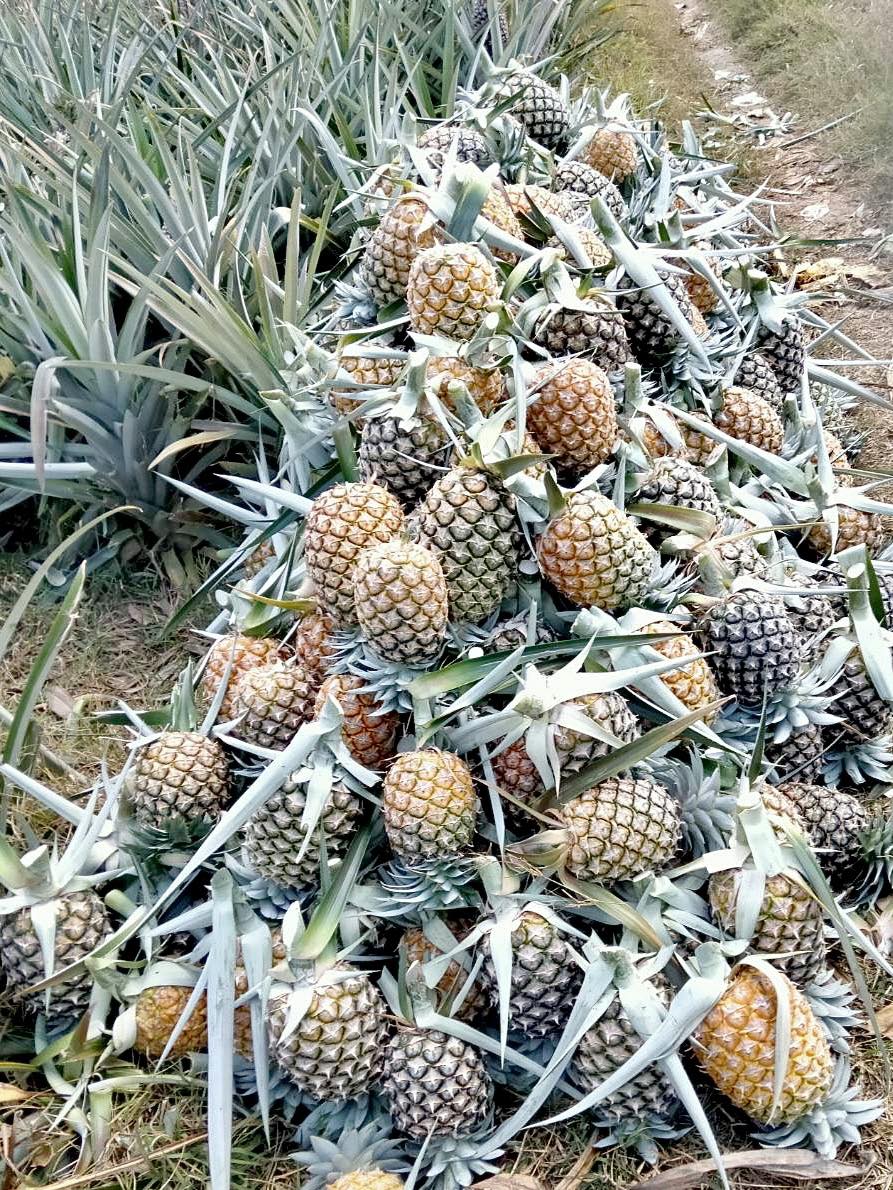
[241,538,276,578]
[233,662,316,750]
[332,1176,405,1190]
[714,387,784,454]
[639,418,716,466]
[537,490,657,610]
[383,749,477,860]
[304,482,405,627]
[546,227,613,270]
[808,506,886,556]
[134,984,208,1058]
[562,777,681,880]
[684,242,721,314]
[641,621,721,721]
[504,183,580,226]
[201,634,283,720]
[402,926,486,1022]
[353,539,449,667]
[333,352,407,418]
[314,673,400,769]
[361,195,437,308]
[693,963,833,1124]
[406,243,500,341]
[584,127,638,181]
[427,356,506,413]
[529,358,618,471]
[478,186,524,261]
[294,610,337,682]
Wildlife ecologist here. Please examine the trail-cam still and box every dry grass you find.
[712,0,893,208]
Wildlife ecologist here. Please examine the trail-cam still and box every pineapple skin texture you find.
[134,985,208,1057]
[537,490,656,611]
[294,611,337,680]
[529,358,619,470]
[269,967,386,1101]
[563,776,681,881]
[694,965,833,1124]
[361,196,437,307]
[233,663,316,750]
[482,911,582,1037]
[403,926,486,1022]
[383,749,476,860]
[201,634,282,720]
[427,356,506,414]
[314,674,400,768]
[352,539,449,667]
[584,127,638,180]
[715,386,784,454]
[383,1027,493,1139]
[406,244,499,341]
[129,731,230,828]
[331,1175,405,1190]
[642,621,721,721]
[305,482,405,627]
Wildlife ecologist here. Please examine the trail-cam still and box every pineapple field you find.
[2,0,893,1187]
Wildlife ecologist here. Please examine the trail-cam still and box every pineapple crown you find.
[823,735,893,788]
[754,1057,883,1159]
[292,1123,408,1190]
[590,1113,690,1167]
[643,751,734,859]
[803,969,862,1056]
[711,660,844,748]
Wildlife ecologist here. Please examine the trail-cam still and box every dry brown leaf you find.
[630,1149,865,1188]
[45,685,76,719]
[0,1084,31,1104]
[875,999,893,1036]
[476,1179,545,1190]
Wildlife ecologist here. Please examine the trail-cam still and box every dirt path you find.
[673,0,893,469]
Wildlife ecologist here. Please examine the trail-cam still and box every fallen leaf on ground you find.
[476,1178,545,1190]
[629,1148,865,1188]
[45,685,75,719]
[0,1084,31,1104]
[875,999,893,1036]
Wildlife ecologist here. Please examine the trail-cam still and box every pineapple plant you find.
[480,907,583,1037]
[694,962,833,1123]
[635,457,723,518]
[406,243,501,340]
[304,482,405,627]
[359,413,452,508]
[554,159,628,220]
[382,1027,493,1137]
[241,775,363,890]
[314,674,400,768]
[697,592,802,706]
[537,489,658,610]
[546,226,614,270]
[640,620,721,720]
[615,269,701,363]
[503,183,580,225]
[584,126,638,181]
[233,661,316,750]
[808,506,886,556]
[530,290,629,367]
[528,358,619,471]
[269,965,387,1101]
[383,749,477,860]
[416,464,520,623]
[714,386,784,454]
[494,72,570,149]
[200,634,282,720]
[352,538,449,666]
[709,868,825,985]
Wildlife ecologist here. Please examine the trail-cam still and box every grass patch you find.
[712,0,893,203]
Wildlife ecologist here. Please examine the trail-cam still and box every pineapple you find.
[427,356,506,414]
[640,621,721,720]
[361,196,437,308]
[481,910,582,1037]
[469,0,509,46]
[493,691,639,804]
[732,352,783,411]
[697,592,802,706]
[561,777,681,880]
[573,977,677,1121]
[269,965,387,1100]
[714,386,784,454]
[765,722,825,784]
[485,615,557,653]
[382,1027,493,1137]
[756,317,806,395]
[503,183,580,225]
[416,465,519,623]
[314,674,400,768]
[640,417,716,467]
[242,538,276,578]
[616,269,701,363]
[636,457,723,518]
[294,611,337,682]
[694,522,768,593]
[352,539,449,667]
[531,291,629,367]
[1,887,111,1026]
[554,159,628,221]
[333,353,407,418]
[584,127,638,181]
[305,482,405,627]
[201,634,282,720]
[782,579,837,660]
[709,869,825,985]
[383,749,477,860]
[233,662,316,750]
[694,963,833,1124]
[242,775,363,890]
[127,731,230,830]
[776,782,870,886]
[683,242,721,314]
[808,507,885,556]
[418,123,494,170]
[332,1176,404,1190]
[359,414,451,510]
[537,489,657,611]
[528,358,619,471]
[402,925,486,1021]
[546,227,614,270]
[495,73,570,150]
[826,649,892,741]
[134,983,208,1057]
[406,243,500,341]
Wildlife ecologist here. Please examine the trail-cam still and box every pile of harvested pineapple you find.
[4,6,893,1188]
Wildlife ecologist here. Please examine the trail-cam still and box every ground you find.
[3,0,893,1186]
